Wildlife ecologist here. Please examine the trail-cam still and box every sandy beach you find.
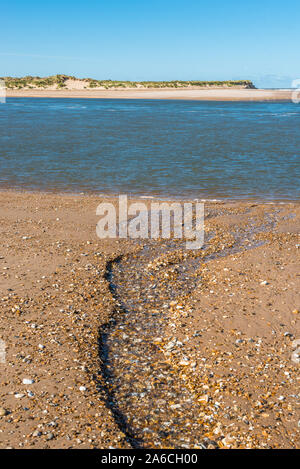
[0,191,299,448]
[6,88,294,101]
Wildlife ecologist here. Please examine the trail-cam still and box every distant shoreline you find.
[6,88,293,101]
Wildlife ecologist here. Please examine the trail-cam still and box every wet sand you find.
[6,88,294,101]
[0,191,299,448]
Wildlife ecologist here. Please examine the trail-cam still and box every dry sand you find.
[0,191,299,448]
[6,88,293,101]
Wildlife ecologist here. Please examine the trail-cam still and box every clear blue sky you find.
[1,0,300,88]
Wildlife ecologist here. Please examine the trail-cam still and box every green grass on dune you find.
[1,75,255,90]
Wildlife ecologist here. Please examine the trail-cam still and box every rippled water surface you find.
[0,98,299,199]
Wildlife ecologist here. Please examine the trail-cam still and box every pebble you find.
[221,434,235,447]
[0,407,8,417]
[198,395,209,404]
[260,280,269,285]
[22,378,34,385]
[179,359,190,365]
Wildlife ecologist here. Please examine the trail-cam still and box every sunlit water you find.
[0,98,299,200]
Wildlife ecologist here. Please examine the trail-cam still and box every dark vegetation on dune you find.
[1,74,255,90]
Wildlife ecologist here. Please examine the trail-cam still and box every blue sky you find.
[1,0,300,87]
